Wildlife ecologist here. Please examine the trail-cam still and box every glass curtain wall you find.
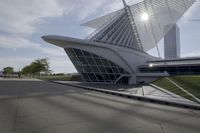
[65,48,130,84]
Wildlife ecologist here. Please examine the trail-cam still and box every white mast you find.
[122,0,127,7]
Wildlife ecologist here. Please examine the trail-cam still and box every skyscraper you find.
[164,24,180,59]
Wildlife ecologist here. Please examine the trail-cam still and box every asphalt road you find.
[0,80,200,133]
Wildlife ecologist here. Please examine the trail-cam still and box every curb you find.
[50,81,200,111]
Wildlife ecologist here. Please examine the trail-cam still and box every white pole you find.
[122,0,127,7]
[156,45,161,58]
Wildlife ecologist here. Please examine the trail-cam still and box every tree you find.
[21,58,51,75]
[3,67,14,74]
[21,65,31,75]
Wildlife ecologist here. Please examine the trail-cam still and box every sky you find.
[0,0,200,73]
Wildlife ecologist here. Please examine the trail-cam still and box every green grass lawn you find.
[153,76,200,102]
[170,76,200,99]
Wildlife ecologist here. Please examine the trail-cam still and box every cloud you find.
[0,0,115,35]
[0,35,65,57]
[178,1,200,26]
[73,0,107,20]
[182,50,200,58]
[49,57,77,73]
[0,35,37,49]
[0,0,139,36]
[0,57,34,71]
[0,0,129,53]
[0,0,67,34]
[39,47,66,57]
[0,0,112,73]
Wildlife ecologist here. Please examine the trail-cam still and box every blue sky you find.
[0,0,200,73]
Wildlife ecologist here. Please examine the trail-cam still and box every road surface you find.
[0,80,199,133]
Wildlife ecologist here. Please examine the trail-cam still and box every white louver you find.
[82,0,196,51]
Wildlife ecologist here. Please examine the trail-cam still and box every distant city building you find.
[0,71,3,77]
[164,24,180,59]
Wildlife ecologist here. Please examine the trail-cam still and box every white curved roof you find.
[82,0,196,51]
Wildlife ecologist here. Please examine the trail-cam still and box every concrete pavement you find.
[0,80,200,133]
[54,81,197,105]
[0,78,41,81]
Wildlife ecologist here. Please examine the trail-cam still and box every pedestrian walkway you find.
[54,81,198,105]
[0,78,41,81]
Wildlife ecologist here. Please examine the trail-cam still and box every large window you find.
[65,48,130,83]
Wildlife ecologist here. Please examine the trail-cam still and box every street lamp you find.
[149,64,153,67]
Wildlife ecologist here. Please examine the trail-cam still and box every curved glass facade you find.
[65,48,130,84]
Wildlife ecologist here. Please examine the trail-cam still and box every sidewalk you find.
[0,78,41,81]
[53,81,198,105]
